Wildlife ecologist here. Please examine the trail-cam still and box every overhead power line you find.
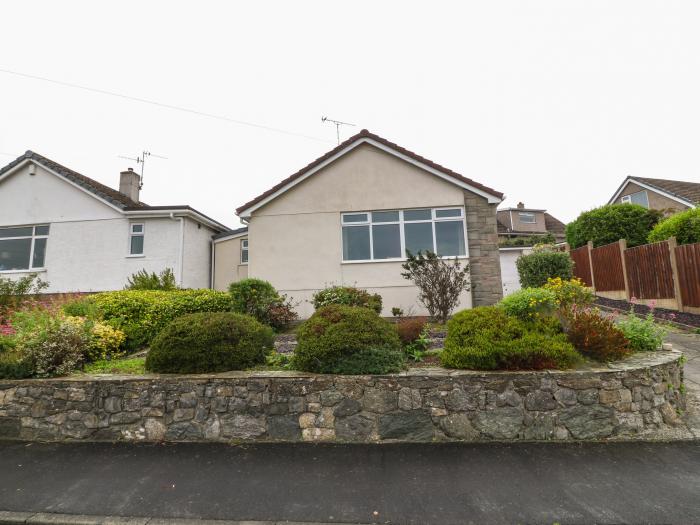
[0,68,331,144]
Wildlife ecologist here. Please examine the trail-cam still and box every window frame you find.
[517,212,536,224]
[340,207,468,263]
[621,190,649,208]
[128,222,145,257]
[240,238,249,265]
[0,224,50,273]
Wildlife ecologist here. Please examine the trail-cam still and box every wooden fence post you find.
[619,238,630,301]
[587,240,596,291]
[667,236,685,312]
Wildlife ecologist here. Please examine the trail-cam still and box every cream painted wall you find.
[247,143,474,318]
[0,162,214,292]
[213,235,248,291]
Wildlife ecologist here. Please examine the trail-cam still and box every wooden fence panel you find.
[570,245,592,286]
[591,242,625,292]
[676,242,700,307]
[625,241,675,299]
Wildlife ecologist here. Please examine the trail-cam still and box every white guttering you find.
[125,209,226,232]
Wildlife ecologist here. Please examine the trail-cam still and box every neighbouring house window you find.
[518,212,536,224]
[129,223,144,255]
[341,208,466,262]
[241,239,249,264]
[0,224,50,271]
[621,190,649,208]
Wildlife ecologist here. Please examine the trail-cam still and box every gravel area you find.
[595,296,700,329]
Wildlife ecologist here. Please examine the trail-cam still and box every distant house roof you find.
[0,150,229,231]
[609,176,700,208]
[213,227,248,241]
[236,129,505,217]
[496,210,566,239]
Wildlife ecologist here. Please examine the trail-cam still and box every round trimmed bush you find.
[312,286,383,314]
[565,204,662,248]
[292,305,404,374]
[647,208,700,245]
[516,248,573,288]
[145,312,273,374]
[441,307,581,370]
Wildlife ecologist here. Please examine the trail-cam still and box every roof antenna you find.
[117,150,168,189]
[321,116,355,145]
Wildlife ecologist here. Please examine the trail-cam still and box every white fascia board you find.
[0,158,126,213]
[213,230,248,244]
[123,209,226,231]
[238,137,503,219]
[608,177,695,208]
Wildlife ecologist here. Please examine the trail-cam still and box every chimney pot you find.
[119,169,141,203]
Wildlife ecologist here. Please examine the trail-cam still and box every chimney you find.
[517,202,525,209]
[119,168,141,203]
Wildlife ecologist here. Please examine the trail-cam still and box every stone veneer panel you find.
[464,191,503,306]
[0,351,686,443]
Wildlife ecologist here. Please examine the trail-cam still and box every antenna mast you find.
[117,150,168,189]
[321,116,355,144]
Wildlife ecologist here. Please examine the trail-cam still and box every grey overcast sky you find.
[1,1,699,228]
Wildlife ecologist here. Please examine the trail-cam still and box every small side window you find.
[241,239,249,264]
[130,223,144,255]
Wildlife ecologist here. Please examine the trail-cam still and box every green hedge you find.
[648,208,700,245]
[64,290,234,350]
[312,286,383,314]
[516,249,573,288]
[145,312,273,374]
[293,305,403,374]
[565,204,662,249]
[441,306,581,370]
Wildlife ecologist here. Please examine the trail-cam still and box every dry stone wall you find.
[0,351,686,443]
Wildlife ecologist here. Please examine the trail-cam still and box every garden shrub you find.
[401,251,470,323]
[229,278,298,331]
[19,318,87,377]
[0,274,48,322]
[293,305,404,374]
[542,277,594,308]
[499,288,559,321]
[565,204,662,248]
[146,312,273,374]
[63,289,235,350]
[441,307,581,370]
[516,247,573,288]
[647,208,700,245]
[396,317,428,345]
[125,268,178,291]
[616,310,666,352]
[312,286,383,314]
[0,350,33,379]
[563,307,631,361]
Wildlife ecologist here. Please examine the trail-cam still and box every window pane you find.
[372,224,401,259]
[435,221,465,256]
[130,235,144,255]
[342,213,368,223]
[435,208,462,218]
[34,225,50,236]
[0,238,31,270]
[404,209,431,221]
[241,239,248,248]
[518,213,536,224]
[371,211,399,223]
[404,222,434,256]
[32,238,47,268]
[131,224,144,233]
[630,191,649,208]
[241,249,249,263]
[342,226,370,260]
[0,227,33,238]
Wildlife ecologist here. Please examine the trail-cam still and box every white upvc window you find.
[129,223,145,255]
[518,212,536,224]
[341,207,467,262]
[0,224,50,272]
[240,239,249,264]
[621,190,649,208]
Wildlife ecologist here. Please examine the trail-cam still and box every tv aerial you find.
[321,116,355,144]
[117,150,168,189]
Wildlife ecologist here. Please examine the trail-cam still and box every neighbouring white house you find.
[213,129,505,318]
[0,151,229,292]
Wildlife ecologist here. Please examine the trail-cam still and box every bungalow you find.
[608,176,699,212]
[213,129,505,318]
[0,151,228,292]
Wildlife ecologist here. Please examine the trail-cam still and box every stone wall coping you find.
[0,350,683,385]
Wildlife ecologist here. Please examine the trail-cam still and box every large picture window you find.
[341,208,466,262]
[0,225,50,271]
